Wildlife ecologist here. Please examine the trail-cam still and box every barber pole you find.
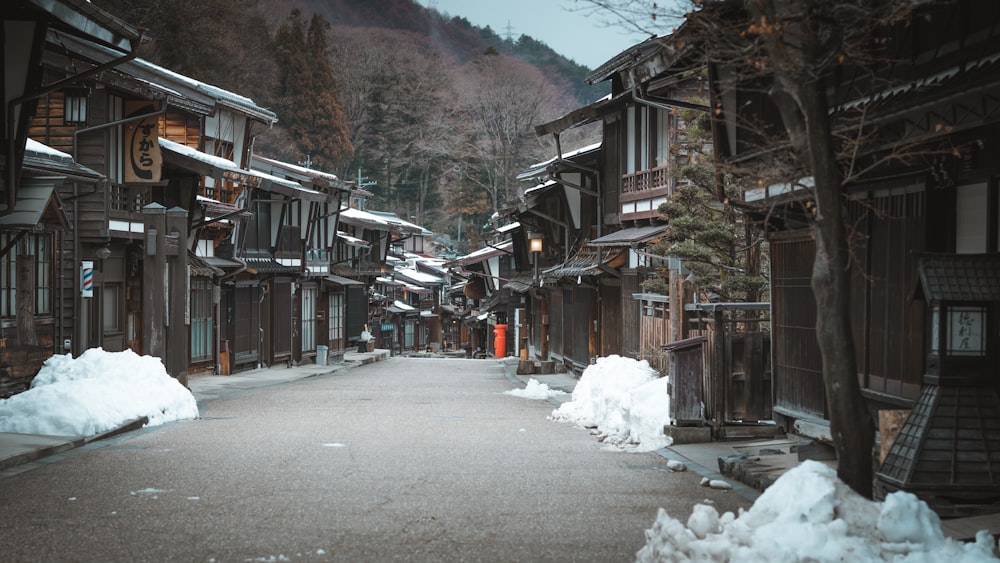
[81,261,94,298]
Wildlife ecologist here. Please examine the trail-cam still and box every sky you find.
[2,351,997,561]
[417,0,665,70]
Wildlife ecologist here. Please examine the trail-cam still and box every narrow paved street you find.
[0,358,748,562]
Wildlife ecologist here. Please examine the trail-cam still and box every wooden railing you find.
[109,184,151,213]
[621,165,670,195]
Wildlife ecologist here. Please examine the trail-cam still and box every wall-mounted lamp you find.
[63,88,89,125]
[95,243,112,260]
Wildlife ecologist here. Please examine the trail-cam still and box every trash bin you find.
[316,345,328,366]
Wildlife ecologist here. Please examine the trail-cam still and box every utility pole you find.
[356,168,377,190]
[299,155,312,169]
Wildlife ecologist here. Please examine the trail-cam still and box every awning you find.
[588,224,668,247]
[159,138,327,202]
[188,252,224,277]
[337,231,371,248]
[403,283,431,294]
[243,257,299,275]
[387,300,417,314]
[0,177,69,229]
[544,248,625,278]
[502,273,536,294]
[451,241,513,267]
[326,274,363,286]
[197,195,249,219]
[201,256,243,270]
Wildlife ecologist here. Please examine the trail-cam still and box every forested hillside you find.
[93,0,609,253]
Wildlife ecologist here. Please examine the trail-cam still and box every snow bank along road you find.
[0,357,748,562]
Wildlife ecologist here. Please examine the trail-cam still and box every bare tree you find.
[454,51,558,214]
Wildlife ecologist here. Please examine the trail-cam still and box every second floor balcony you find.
[620,165,673,220]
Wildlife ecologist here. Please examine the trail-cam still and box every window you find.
[102,284,121,333]
[643,300,668,319]
[301,285,316,352]
[956,183,988,253]
[404,320,415,348]
[0,233,53,318]
[329,292,344,344]
[63,88,89,125]
[190,279,213,361]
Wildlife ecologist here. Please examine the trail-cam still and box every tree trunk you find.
[750,0,876,498]
[794,76,875,499]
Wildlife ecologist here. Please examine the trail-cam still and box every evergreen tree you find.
[273,11,354,171]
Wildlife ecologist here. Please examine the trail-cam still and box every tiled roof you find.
[917,253,1000,302]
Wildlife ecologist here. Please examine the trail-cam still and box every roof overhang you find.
[326,274,363,286]
[31,0,144,53]
[588,224,669,247]
[0,176,69,229]
[159,138,326,202]
[252,154,350,193]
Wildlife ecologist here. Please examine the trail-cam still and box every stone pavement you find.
[1,352,810,504]
[0,349,389,473]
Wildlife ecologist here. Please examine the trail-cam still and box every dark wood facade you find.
[690,0,1000,507]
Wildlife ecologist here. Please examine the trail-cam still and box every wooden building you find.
[0,0,143,396]
[706,0,1000,440]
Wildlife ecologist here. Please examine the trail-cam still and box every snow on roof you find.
[524,179,559,196]
[340,206,392,231]
[367,211,432,236]
[159,138,310,194]
[133,58,275,122]
[394,267,444,285]
[252,154,347,191]
[496,222,521,234]
[457,240,513,262]
[517,142,603,181]
[392,300,416,311]
[26,138,72,161]
[336,231,370,248]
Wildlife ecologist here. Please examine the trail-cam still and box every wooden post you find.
[165,206,189,386]
[142,203,167,365]
[712,308,726,433]
[540,294,549,360]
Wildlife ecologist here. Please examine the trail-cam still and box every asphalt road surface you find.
[0,357,749,562]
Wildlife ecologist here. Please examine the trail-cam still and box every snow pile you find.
[550,355,671,451]
[0,348,198,437]
[636,460,999,562]
[504,378,567,400]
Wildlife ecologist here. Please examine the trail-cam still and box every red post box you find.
[493,324,507,359]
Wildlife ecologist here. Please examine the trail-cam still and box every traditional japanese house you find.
[509,140,631,373]
[31,27,301,380]
[530,37,714,374]
[250,155,351,365]
[448,238,517,358]
[692,0,1000,501]
[337,206,393,351]
[0,0,143,396]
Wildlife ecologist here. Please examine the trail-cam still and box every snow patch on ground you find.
[636,460,1000,562]
[549,355,672,452]
[0,348,198,436]
[503,378,567,400]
